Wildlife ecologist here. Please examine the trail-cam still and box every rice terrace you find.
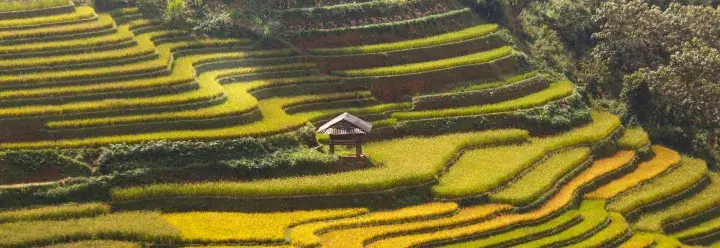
[0,0,719,247]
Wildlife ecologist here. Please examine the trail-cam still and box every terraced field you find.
[0,1,717,247]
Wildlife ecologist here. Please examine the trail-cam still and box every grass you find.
[289,202,458,248]
[622,232,686,248]
[0,203,110,224]
[566,213,629,248]
[586,145,680,199]
[393,81,575,120]
[162,208,366,243]
[488,147,591,206]
[310,24,499,55]
[364,150,632,247]
[433,111,621,199]
[332,46,513,77]
[442,207,582,247]
[44,240,141,248]
[0,6,95,30]
[514,200,610,248]
[110,129,528,201]
[0,211,180,247]
[618,126,651,150]
[673,214,720,240]
[607,156,709,214]
[0,0,68,12]
[316,204,512,248]
[0,14,114,41]
[634,173,720,231]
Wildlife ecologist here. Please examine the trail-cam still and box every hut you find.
[317,112,372,158]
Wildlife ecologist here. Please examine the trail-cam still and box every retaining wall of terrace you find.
[316,33,507,72]
[291,8,480,49]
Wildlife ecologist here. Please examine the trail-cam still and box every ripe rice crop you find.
[586,145,680,199]
[488,147,591,206]
[565,213,629,248]
[0,41,259,118]
[2,91,356,148]
[448,71,539,93]
[162,208,366,243]
[393,81,574,121]
[0,202,110,224]
[443,209,582,248]
[0,6,95,30]
[0,24,133,55]
[619,233,655,248]
[673,214,720,240]
[607,156,709,214]
[0,211,180,247]
[310,24,498,55]
[433,112,621,198]
[290,202,458,248]
[364,150,633,247]
[514,200,609,248]
[0,14,114,41]
[634,173,720,231]
[0,36,155,70]
[618,126,651,150]
[44,240,141,248]
[333,46,512,77]
[110,129,528,201]
[317,204,512,248]
[0,0,68,12]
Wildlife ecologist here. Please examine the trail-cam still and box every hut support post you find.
[329,138,335,155]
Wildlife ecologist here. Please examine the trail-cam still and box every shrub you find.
[0,150,91,185]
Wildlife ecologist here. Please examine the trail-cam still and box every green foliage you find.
[0,150,91,185]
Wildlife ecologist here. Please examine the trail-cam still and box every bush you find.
[0,150,91,185]
[97,126,319,173]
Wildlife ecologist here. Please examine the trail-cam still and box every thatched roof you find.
[317,112,372,135]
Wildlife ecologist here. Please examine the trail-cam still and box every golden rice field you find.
[0,2,716,248]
